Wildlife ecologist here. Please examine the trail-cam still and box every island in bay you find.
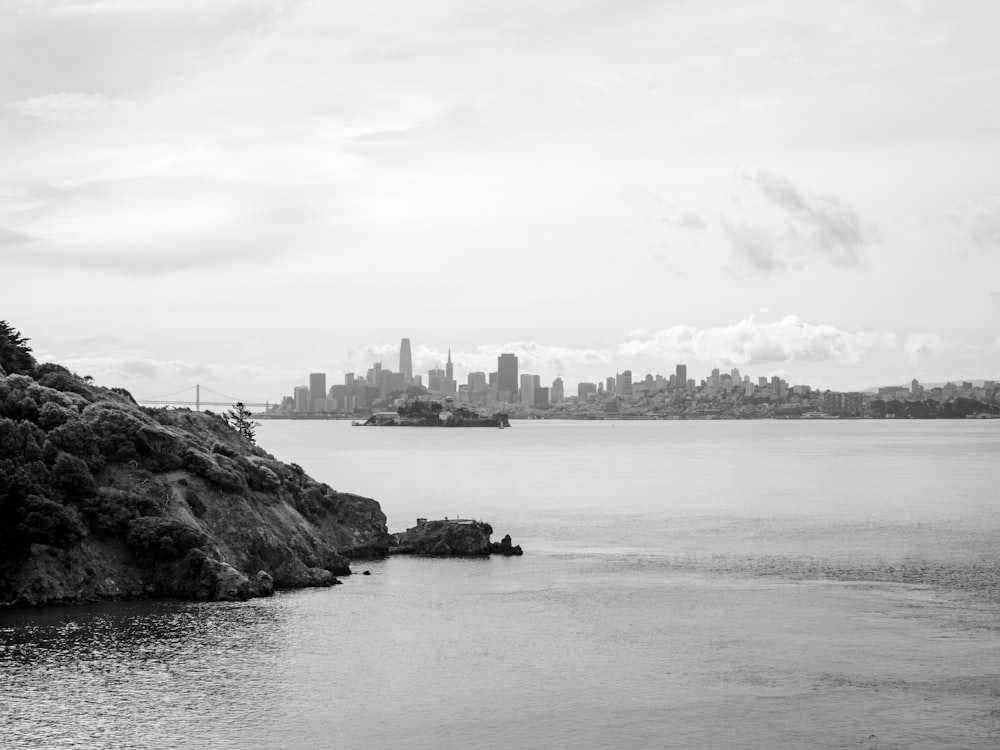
[0,322,520,607]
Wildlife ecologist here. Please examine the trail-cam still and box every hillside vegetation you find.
[0,322,390,606]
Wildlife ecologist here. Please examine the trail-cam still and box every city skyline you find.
[277,335,994,411]
[3,2,999,402]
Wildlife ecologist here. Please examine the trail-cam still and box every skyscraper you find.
[498,353,518,402]
[309,372,327,412]
[675,364,687,391]
[445,349,456,396]
[520,374,540,406]
[399,338,412,383]
[294,385,310,413]
[551,377,564,403]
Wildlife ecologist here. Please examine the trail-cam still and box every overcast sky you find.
[3,0,999,401]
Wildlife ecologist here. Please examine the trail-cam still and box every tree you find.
[225,402,258,445]
[0,321,36,375]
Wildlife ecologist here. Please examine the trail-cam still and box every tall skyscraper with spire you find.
[445,349,456,396]
[399,338,413,384]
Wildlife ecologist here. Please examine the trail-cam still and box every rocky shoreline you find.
[0,325,521,607]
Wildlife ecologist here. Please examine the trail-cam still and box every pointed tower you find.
[445,349,456,396]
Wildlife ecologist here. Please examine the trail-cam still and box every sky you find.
[2,0,999,402]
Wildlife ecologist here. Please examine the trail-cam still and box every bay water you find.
[2,420,999,749]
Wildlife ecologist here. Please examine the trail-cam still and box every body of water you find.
[3,420,999,749]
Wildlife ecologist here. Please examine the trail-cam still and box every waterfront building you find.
[399,338,413,384]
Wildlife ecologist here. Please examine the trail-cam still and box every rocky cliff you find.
[0,355,391,606]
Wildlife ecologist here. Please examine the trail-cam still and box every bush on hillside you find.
[126,517,207,564]
[18,494,85,548]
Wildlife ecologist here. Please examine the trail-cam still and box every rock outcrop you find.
[390,519,522,557]
[0,357,391,606]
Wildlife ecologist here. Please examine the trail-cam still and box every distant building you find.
[616,370,633,396]
[309,373,327,412]
[578,382,597,399]
[428,367,446,393]
[551,377,564,404]
[445,350,456,396]
[878,386,909,400]
[380,370,405,395]
[294,385,309,413]
[468,371,487,393]
[399,338,413,384]
[498,353,518,403]
[535,387,550,409]
[520,374,540,406]
[844,392,865,416]
[675,364,687,390]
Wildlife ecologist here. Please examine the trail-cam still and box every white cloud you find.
[903,333,951,362]
[0,227,37,244]
[723,171,874,273]
[951,196,1000,247]
[616,315,882,367]
[11,92,121,121]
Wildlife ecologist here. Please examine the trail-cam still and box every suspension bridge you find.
[136,384,271,411]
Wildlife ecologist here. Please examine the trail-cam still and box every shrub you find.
[80,488,152,536]
[83,402,147,462]
[182,448,246,492]
[245,461,281,491]
[18,495,85,548]
[0,417,45,463]
[51,451,97,503]
[126,517,207,564]
[45,418,104,472]
[38,401,77,430]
